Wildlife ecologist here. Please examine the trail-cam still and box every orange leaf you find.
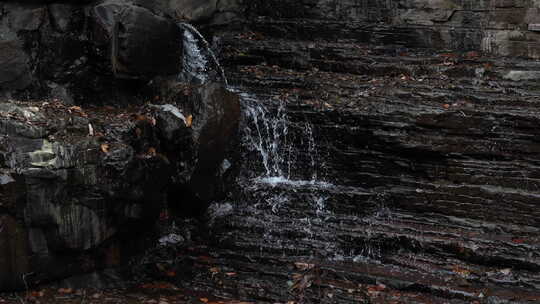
[452,265,471,277]
[100,143,110,153]
[200,298,209,303]
[186,115,193,127]
[58,288,73,294]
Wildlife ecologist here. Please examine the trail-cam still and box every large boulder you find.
[0,0,240,291]
[0,101,170,289]
[0,83,240,289]
[0,0,184,102]
[90,0,183,78]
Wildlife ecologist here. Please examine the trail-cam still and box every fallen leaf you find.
[452,265,471,277]
[465,51,480,59]
[294,262,315,271]
[58,288,73,294]
[185,115,193,127]
[443,103,450,109]
[30,290,44,298]
[200,298,209,303]
[100,143,110,153]
[148,147,157,157]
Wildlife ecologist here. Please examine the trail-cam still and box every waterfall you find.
[240,92,326,187]
[178,23,228,86]
[241,92,290,179]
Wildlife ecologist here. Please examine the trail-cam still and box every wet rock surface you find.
[2,0,540,303]
[159,2,540,303]
[0,0,240,292]
[0,85,238,290]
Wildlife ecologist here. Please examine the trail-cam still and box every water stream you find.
[176,23,386,263]
[178,23,228,86]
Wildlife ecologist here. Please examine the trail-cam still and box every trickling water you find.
[243,98,289,178]
[178,23,228,85]
[171,23,390,263]
[232,89,397,262]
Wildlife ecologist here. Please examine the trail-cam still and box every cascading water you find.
[173,22,386,264]
[178,23,228,86]
[229,89,392,263]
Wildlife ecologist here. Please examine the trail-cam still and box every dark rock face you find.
[91,1,183,78]
[0,0,183,102]
[238,0,540,58]
[0,89,239,290]
[0,0,240,292]
[171,1,540,303]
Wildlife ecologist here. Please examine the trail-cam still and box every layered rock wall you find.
[239,0,540,58]
[0,0,240,291]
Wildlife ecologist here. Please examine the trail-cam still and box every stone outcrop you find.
[0,0,239,291]
[232,0,540,59]
[173,1,540,303]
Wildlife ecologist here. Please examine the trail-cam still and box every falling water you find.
[178,23,228,86]
[240,92,324,185]
[241,93,290,178]
[173,23,387,263]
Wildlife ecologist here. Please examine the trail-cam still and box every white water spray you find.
[178,23,228,85]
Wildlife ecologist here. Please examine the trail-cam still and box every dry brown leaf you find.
[185,114,193,127]
[148,147,157,157]
[58,288,73,294]
[156,263,166,271]
[30,290,45,298]
[200,298,209,303]
[100,143,110,153]
[452,265,471,277]
[294,262,315,271]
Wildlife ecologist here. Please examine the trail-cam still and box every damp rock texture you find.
[173,1,540,303]
[0,0,239,291]
[234,0,540,59]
